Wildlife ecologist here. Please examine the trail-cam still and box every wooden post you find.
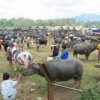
[41,65,54,100]
[48,82,54,100]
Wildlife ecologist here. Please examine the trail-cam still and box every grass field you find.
[0,37,100,100]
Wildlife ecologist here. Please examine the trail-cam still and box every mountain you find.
[74,14,100,22]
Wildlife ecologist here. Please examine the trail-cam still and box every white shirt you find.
[1,80,17,97]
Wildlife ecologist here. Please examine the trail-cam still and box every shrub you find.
[81,83,100,100]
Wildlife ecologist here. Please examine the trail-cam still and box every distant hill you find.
[74,14,100,22]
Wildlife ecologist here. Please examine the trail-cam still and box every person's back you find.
[52,46,59,57]
[60,45,69,60]
[1,79,17,100]
[0,72,21,100]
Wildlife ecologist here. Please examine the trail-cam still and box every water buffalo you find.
[7,47,33,71]
[61,36,82,48]
[73,41,97,60]
[54,37,62,45]
[35,36,47,51]
[21,59,84,88]
[3,39,12,53]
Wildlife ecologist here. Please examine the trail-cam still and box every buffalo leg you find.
[18,64,22,71]
[85,54,89,60]
[37,44,40,51]
[9,61,13,67]
[73,79,83,89]
[13,61,17,71]
[37,46,39,51]
[73,79,78,88]
[27,42,29,48]
[79,79,83,89]
[45,43,47,46]
[73,51,77,58]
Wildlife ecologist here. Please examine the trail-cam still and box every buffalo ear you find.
[40,63,46,69]
[37,63,44,67]
[33,63,40,70]
[37,63,41,66]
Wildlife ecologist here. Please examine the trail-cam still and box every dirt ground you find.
[16,81,81,100]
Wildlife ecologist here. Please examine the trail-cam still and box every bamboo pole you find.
[51,83,83,92]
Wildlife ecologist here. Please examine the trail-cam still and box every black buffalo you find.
[21,59,84,88]
[35,36,47,51]
[73,41,98,60]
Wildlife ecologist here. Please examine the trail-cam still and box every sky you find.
[0,0,100,20]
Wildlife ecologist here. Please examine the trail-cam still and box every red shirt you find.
[0,40,3,45]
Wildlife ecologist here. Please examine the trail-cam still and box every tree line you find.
[0,17,100,28]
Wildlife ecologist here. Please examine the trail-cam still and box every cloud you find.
[0,0,100,19]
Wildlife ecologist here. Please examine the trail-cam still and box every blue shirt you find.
[60,50,69,60]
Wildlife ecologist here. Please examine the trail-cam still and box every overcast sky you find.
[0,0,100,19]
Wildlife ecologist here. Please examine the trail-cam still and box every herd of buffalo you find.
[0,26,100,88]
